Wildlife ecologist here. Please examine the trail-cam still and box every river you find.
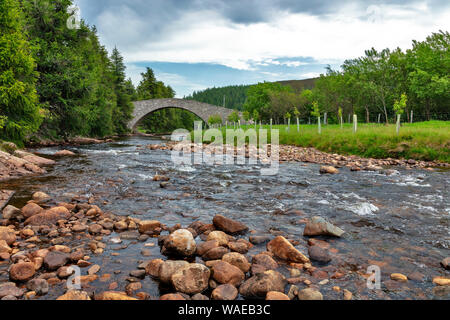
[1,136,449,300]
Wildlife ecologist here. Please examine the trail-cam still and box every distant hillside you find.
[278,78,318,93]
[184,78,318,110]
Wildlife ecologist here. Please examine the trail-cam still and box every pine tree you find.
[0,0,42,144]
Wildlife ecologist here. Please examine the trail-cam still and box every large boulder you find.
[303,216,345,237]
[239,270,286,298]
[0,226,16,246]
[162,229,196,257]
[158,260,190,283]
[213,214,248,234]
[24,206,71,226]
[171,263,211,294]
[9,262,36,282]
[267,236,310,263]
[211,261,245,287]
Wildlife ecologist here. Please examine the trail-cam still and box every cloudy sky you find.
[74,0,449,98]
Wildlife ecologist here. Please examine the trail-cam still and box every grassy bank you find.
[204,121,450,163]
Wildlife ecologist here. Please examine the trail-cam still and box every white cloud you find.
[95,2,449,72]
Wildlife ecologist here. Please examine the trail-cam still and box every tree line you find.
[185,85,250,111]
[0,0,185,144]
[243,31,449,125]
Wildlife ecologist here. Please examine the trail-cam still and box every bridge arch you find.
[128,98,241,131]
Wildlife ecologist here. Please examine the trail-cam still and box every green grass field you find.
[212,121,450,163]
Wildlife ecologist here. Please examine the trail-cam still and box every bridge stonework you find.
[129,98,241,130]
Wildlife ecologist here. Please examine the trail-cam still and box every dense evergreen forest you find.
[185,85,251,111]
[0,0,138,145]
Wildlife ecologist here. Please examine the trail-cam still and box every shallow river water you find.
[1,136,449,300]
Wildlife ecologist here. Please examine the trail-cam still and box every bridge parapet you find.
[129,98,241,130]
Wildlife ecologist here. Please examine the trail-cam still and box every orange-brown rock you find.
[21,203,43,219]
[266,291,290,300]
[213,214,248,235]
[0,226,16,245]
[9,262,36,282]
[211,261,245,286]
[267,236,310,263]
[24,206,71,226]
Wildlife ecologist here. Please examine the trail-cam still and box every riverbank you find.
[152,140,450,171]
[218,121,450,163]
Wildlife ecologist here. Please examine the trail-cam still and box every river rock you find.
[0,240,11,253]
[191,293,209,300]
[32,191,51,202]
[211,261,245,286]
[249,236,271,245]
[266,291,290,300]
[433,277,450,286]
[9,262,36,282]
[228,241,250,254]
[145,259,164,277]
[222,252,251,273]
[267,236,310,263]
[57,290,91,300]
[138,220,161,235]
[298,288,323,300]
[303,216,345,237]
[391,273,408,282]
[26,279,49,295]
[213,214,248,234]
[239,270,286,298]
[21,203,43,219]
[171,263,211,294]
[211,284,238,300]
[0,282,26,299]
[0,226,16,245]
[441,257,450,270]
[320,166,339,174]
[308,246,332,263]
[88,224,103,234]
[160,293,186,300]
[196,240,220,256]
[162,229,196,256]
[25,206,71,226]
[2,205,21,220]
[251,253,279,275]
[206,231,229,246]
[44,251,70,271]
[55,150,75,156]
[159,260,190,283]
[202,247,230,261]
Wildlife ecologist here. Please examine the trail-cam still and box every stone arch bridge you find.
[128,98,242,131]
